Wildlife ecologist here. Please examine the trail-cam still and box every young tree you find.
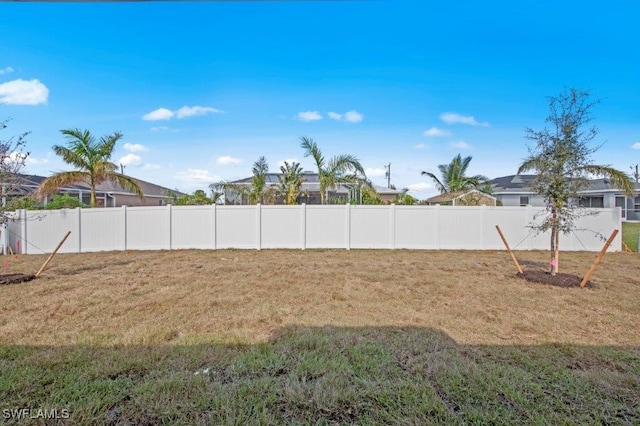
[278,161,305,205]
[300,136,366,204]
[0,119,30,223]
[517,88,633,275]
[421,154,489,194]
[36,129,144,207]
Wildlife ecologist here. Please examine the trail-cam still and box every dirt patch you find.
[0,273,36,285]
[518,271,591,288]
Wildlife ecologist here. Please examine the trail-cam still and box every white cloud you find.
[216,156,243,166]
[439,112,489,127]
[0,79,49,105]
[327,112,342,120]
[297,111,323,122]
[424,127,451,137]
[123,143,148,153]
[407,182,434,192]
[344,110,364,123]
[26,156,49,165]
[0,66,14,75]
[143,108,174,121]
[143,163,161,170]
[119,153,142,167]
[175,105,222,119]
[150,126,169,132]
[365,167,386,178]
[174,169,221,184]
[631,142,640,150]
[450,141,473,150]
[414,143,428,149]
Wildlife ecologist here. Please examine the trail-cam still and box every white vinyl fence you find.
[4,204,622,254]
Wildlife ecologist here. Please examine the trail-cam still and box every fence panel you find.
[24,209,80,254]
[261,206,303,249]
[438,206,484,249]
[350,206,392,249]
[305,206,348,248]
[216,206,258,249]
[395,207,438,249]
[172,205,215,249]
[81,208,125,252]
[126,206,170,250]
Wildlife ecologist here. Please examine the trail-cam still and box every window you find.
[634,196,640,213]
[579,196,604,208]
[519,196,529,206]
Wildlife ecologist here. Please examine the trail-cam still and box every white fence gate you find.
[5,205,622,254]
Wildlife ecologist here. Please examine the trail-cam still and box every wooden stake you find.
[495,226,524,274]
[8,246,14,256]
[580,229,619,288]
[35,231,71,278]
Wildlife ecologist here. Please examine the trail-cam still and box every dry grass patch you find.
[1,249,639,346]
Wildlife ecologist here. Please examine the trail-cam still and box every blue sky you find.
[1,1,639,197]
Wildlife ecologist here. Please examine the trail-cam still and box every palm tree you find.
[278,161,305,205]
[249,156,269,204]
[421,154,489,194]
[300,136,366,204]
[36,129,143,207]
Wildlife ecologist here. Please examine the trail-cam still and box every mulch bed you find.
[0,274,37,285]
[518,270,592,288]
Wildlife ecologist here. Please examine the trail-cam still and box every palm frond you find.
[34,171,89,199]
[421,171,445,193]
[109,173,145,200]
[575,165,635,196]
[300,136,324,170]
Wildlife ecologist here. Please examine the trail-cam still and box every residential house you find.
[223,171,403,204]
[2,173,182,208]
[490,175,640,220]
[425,189,497,206]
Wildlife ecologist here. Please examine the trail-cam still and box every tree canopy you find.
[421,154,489,194]
[36,129,144,207]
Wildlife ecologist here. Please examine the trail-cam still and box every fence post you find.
[301,203,306,250]
[345,203,351,250]
[77,207,82,253]
[434,205,440,249]
[390,204,396,249]
[256,203,261,250]
[480,205,485,249]
[168,204,173,250]
[212,203,217,250]
[20,209,27,254]
[123,205,127,251]
[526,205,531,250]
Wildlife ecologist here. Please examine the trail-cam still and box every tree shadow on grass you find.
[1,326,639,425]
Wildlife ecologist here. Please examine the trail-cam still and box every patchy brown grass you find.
[1,249,639,347]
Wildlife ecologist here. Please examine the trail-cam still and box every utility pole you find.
[631,164,639,183]
[385,163,391,188]
[120,163,126,175]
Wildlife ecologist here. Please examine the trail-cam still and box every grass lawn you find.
[622,221,640,252]
[1,249,639,424]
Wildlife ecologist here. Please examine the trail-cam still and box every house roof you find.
[229,172,403,195]
[6,173,183,198]
[426,189,496,204]
[490,175,640,193]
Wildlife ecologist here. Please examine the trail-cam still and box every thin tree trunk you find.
[554,227,560,274]
[550,209,557,276]
[90,183,96,208]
